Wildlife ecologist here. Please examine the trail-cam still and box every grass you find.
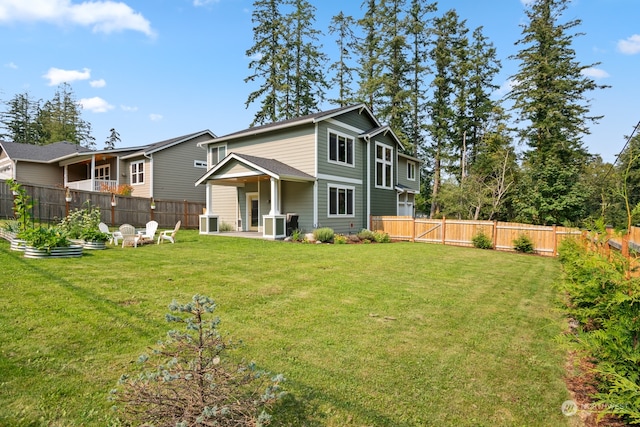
[0,230,575,426]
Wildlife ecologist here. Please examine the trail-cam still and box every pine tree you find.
[508,0,607,224]
[105,128,121,150]
[405,0,436,156]
[283,0,328,118]
[356,0,384,113]
[0,92,42,144]
[328,11,358,107]
[37,83,94,147]
[245,0,287,125]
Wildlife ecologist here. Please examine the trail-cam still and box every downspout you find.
[364,135,371,229]
[313,122,319,228]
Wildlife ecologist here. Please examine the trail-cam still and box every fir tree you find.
[105,128,121,150]
[328,11,358,107]
[0,92,42,144]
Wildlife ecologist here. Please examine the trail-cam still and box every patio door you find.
[247,193,259,231]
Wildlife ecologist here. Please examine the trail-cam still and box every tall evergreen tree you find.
[328,11,358,107]
[508,0,607,224]
[425,9,464,217]
[356,0,384,113]
[283,0,328,118]
[405,0,436,156]
[245,0,287,125]
[37,83,94,147]
[0,92,42,144]
[105,128,121,150]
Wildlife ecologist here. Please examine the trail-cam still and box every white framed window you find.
[194,160,207,168]
[130,160,144,185]
[328,130,354,167]
[328,184,355,217]
[210,145,227,166]
[407,160,416,181]
[375,142,393,189]
[94,164,110,180]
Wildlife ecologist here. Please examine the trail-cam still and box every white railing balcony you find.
[66,179,118,192]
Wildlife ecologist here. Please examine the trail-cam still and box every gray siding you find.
[152,135,208,202]
[316,178,366,234]
[397,156,420,192]
[280,180,314,232]
[211,185,238,228]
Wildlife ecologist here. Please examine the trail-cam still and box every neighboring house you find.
[195,104,421,239]
[0,130,216,203]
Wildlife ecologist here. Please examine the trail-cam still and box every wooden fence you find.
[370,216,582,256]
[0,181,205,229]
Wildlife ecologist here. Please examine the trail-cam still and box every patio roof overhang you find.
[195,152,315,187]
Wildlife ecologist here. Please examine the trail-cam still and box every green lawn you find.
[0,231,576,426]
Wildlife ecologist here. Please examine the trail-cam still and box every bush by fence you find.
[0,181,204,229]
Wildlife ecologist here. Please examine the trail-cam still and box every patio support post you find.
[269,177,280,215]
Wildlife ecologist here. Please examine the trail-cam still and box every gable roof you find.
[0,140,93,163]
[197,104,382,146]
[195,152,315,186]
[120,129,216,159]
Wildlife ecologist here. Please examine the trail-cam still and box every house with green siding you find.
[195,104,420,239]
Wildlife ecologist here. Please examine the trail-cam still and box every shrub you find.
[111,295,285,426]
[290,229,303,242]
[59,200,109,242]
[513,233,534,253]
[334,234,348,244]
[313,227,334,243]
[357,229,376,242]
[6,179,32,232]
[219,221,235,232]
[472,231,494,249]
[374,231,390,243]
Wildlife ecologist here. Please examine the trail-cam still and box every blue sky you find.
[0,0,638,163]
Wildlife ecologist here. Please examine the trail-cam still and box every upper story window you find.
[130,160,144,185]
[210,145,227,166]
[194,160,207,168]
[328,130,354,167]
[375,142,393,189]
[407,160,416,181]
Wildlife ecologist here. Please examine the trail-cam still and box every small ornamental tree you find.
[111,295,285,426]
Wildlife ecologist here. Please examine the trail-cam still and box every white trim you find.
[407,160,416,181]
[130,160,145,185]
[313,180,318,228]
[366,139,371,224]
[324,118,364,134]
[317,173,362,185]
[327,183,355,218]
[327,128,356,168]
[374,141,394,190]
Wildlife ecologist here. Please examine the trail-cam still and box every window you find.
[328,131,354,166]
[375,143,393,189]
[407,161,416,181]
[130,160,144,185]
[194,160,207,168]
[94,164,110,180]
[210,145,226,165]
[328,185,354,217]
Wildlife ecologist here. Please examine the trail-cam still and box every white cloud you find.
[496,78,518,96]
[193,0,219,6]
[120,104,138,112]
[618,34,640,55]
[520,0,535,5]
[43,67,91,85]
[0,0,155,37]
[581,67,610,79]
[90,78,106,88]
[79,96,114,113]
[4,61,17,69]
[149,113,162,121]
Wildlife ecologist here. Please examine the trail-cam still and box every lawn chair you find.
[98,222,119,245]
[138,220,158,244]
[157,220,181,244]
[119,224,140,248]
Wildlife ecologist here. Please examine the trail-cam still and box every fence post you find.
[442,216,446,246]
[411,216,415,242]
[552,225,558,256]
[492,221,498,249]
[184,200,188,228]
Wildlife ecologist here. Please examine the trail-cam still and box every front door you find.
[247,193,259,231]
